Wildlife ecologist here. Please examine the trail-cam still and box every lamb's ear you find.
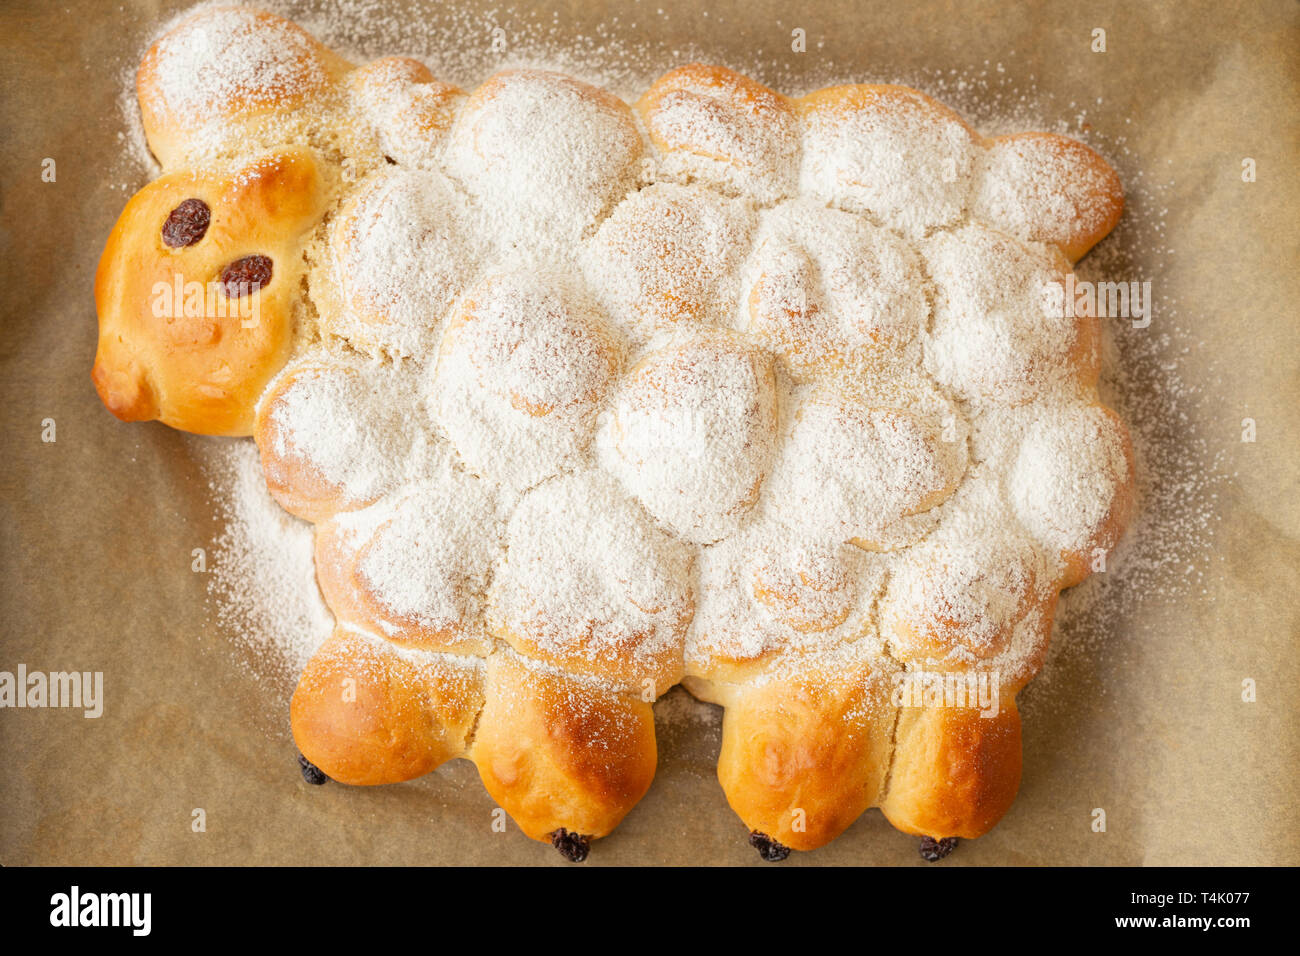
[972,132,1124,263]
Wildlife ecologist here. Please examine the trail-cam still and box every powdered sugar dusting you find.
[974,133,1122,252]
[206,439,333,680]
[924,223,1091,406]
[584,182,756,345]
[689,529,886,667]
[800,85,978,236]
[147,6,330,121]
[348,468,498,639]
[1008,402,1131,557]
[445,69,644,258]
[763,383,969,551]
[640,65,800,204]
[742,198,928,378]
[432,270,621,492]
[598,329,778,543]
[490,469,694,685]
[261,356,426,507]
[327,167,478,357]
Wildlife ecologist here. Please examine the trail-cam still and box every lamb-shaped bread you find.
[95,5,1134,862]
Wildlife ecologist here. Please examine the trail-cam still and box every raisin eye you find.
[161,198,211,248]
[219,255,273,298]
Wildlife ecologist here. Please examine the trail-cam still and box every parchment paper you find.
[2,0,1296,866]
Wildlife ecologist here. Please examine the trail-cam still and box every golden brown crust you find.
[880,698,1022,839]
[93,147,329,435]
[469,653,657,842]
[708,656,897,851]
[683,652,785,687]
[685,631,877,687]
[290,627,484,786]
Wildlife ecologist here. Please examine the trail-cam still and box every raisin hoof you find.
[749,830,791,862]
[919,835,959,862]
[298,754,329,785]
[550,828,590,863]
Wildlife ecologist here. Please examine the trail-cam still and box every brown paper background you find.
[1,0,1297,866]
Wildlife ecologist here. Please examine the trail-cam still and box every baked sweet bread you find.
[95,5,1135,861]
[93,147,330,434]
